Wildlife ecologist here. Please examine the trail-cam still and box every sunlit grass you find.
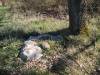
[0,6,100,75]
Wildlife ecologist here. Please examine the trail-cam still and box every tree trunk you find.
[68,0,82,35]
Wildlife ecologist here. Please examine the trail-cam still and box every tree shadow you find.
[0,25,96,75]
[0,26,72,41]
[0,28,40,41]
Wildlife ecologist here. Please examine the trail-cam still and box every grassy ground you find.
[0,6,100,75]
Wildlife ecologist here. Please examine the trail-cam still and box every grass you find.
[0,6,100,75]
[0,9,68,74]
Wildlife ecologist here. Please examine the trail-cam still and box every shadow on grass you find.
[0,69,11,75]
[0,28,40,41]
[0,26,96,75]
[0,26,71,41]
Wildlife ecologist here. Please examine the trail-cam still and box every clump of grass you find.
[0,38,22,68]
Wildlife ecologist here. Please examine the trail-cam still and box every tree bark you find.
[68,0,82,35]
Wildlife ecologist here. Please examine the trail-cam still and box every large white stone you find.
[19,40,43,61]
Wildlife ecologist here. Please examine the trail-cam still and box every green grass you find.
[0,11,68,75]
[0,7,100,75]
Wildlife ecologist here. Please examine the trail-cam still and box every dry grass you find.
[0,7,100,75]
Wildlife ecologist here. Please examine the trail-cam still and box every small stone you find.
[41,42,50,49]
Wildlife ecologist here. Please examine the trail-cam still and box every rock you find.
[19,40,43,61]
[24,40,37,46]
[19,34,63,61]
[41,42,50,49]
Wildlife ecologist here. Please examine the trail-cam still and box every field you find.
[0,6,100,75]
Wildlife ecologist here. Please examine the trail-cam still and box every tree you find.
[67,0,82,35]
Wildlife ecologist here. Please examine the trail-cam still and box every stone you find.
[19,40,43,61]
[19,34,63,61]
[41,42,50,49]
[24,40,37,46]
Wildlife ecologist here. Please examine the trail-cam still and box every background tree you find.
[67,0,82,35]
